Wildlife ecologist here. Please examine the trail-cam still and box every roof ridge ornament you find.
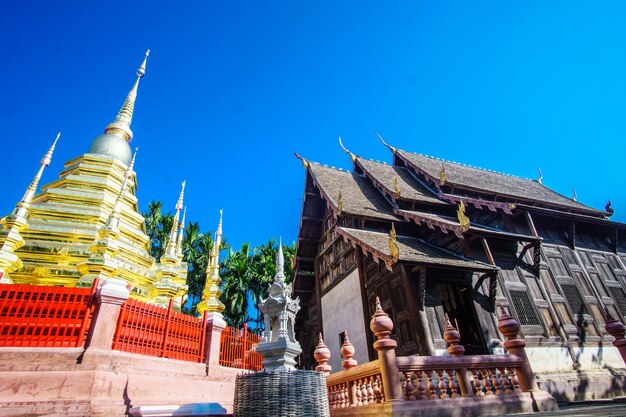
[606,200,614,216]
[572,188,577,201]
[336,188,343,216]
[537,168,543,184]
[338,136,356,163]
[457,201,470,233]
[389,223,399,264]
[375,131,397,155]
[439,163,447,187]
[104,49,150,143]
[294,152,310,169]
[393,175,401,197]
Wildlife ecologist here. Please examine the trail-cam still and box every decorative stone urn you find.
[256,241,302,371]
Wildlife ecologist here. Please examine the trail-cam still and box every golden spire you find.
[376,131,397,154]
[163,180,185,261]
[294,152,310,169]
[175,206,186,260]
[197,209,225,315]
[393,175,401,197]
[457,201,470,233]
[104,50,150,143]
[338,136,356,163]
[537,168,543,184]
[106,147,138,232]
[0,133,60,282]
[439,163,447,186]
[389,223,399,264]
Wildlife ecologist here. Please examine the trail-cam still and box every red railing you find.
[219,323,263,371]
[112,298,207,362]
[0,281,97,348]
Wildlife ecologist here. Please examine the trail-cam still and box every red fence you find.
[0,282,96,347]
[219,323,263,371]
[112,298,207,362]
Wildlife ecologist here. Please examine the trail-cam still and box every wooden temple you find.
[293,136,626,399]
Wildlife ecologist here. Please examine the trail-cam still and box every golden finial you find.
[439,163,447,186]
[537,168,543,184]
[104,50,150,143]
[175,206,186,259]
[163,181,185,260]
[393,175,401,197]
[294,152,310,169]
[572,188,577,201]
[176,180,186,211]
[389,223,399,264]
[457,201,470,233]
[106,147,138,229]
[197,209,226,314]
[338,136,356,163]
[376,131,396,154]
[336,189,343,216]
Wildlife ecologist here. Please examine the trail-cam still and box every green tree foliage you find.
[143,200,173,260]
[219,238,295,329]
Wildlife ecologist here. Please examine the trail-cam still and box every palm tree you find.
[143,200,173,260]
[220,243,255,328]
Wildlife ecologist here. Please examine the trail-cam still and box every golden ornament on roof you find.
[439,163,447,186]
[336,189,343,216]
[389,223,399,264]
[457,201,470,233]
[393,175,401,197]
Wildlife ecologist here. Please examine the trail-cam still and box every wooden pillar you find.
[84,278,129,351]
[414,267,435,356]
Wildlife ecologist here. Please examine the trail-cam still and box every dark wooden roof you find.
[309,162,400,222]
[337,227,498,272]
[356,157,445,206]
[396,150,606,216]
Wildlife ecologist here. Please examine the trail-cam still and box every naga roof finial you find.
[294,152,310,169]
[104,50,150,143]
[572,187,577,201]
[338,136,356,163]
[537,168,543,184]
[375,131,396,155]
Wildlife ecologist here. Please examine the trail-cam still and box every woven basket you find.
[233,370,330,417]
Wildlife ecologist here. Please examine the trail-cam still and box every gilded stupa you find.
[0,50,188,309]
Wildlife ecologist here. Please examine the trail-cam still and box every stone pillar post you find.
[85,277,130,351]
[314,333,332,375]
[497,305,538,392]
[340,330,358,370]
[204,312,227,371]
[370,297,403,401]
[443,314,472,397]
[605,307,626,364]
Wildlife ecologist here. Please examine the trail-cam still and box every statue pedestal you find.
[255,338,301,372]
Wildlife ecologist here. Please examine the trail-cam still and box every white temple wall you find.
[321,269,369,373]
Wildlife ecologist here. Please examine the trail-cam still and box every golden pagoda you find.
[0,50,188,309]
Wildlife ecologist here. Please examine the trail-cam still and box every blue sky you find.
[1,1,625,251]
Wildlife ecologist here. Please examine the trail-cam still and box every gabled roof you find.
[355,157,445,206]
[336,227,497,272]
[308,162,400,222]
[396,150,606,216]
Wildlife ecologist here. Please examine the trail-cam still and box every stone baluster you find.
[500,367,512,395]
[367,376,375,403]
[370,297,403,401]
[341,383,349,408]
[447,369,459,398]
[415,370,427,400]
[361,378,369,404]
[373,376,383,403]
[481,369,493,395]
[436,370,448,399]
[471,369,484,396]
[355,379,363,406]
[404,372,415,400]
[314,333,332,375]
[497,305,539,392]
[492,368,504,395]
[426,371,437,399]
[340,330,358,369]
[605,307,626,364]
[443,314,473,397]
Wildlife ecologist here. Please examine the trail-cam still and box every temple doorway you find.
[437,281,487,355]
